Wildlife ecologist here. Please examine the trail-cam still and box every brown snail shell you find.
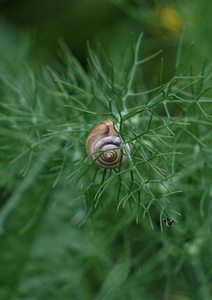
[86,119,130,169]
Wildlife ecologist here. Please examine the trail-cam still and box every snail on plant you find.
[86,119,130,169]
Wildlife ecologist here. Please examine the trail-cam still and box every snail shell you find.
[86,119,130,169]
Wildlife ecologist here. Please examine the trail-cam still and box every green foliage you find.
[1,19,212,300]
[46,35,212,231]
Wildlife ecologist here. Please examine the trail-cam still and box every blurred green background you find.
[0,0,206,66]
[1,0,212,299]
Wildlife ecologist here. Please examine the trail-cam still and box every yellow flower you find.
[151,6,183,37]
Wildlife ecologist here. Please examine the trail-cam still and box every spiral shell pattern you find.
[86,119,130,169]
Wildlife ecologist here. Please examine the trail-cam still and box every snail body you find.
[86,119,130,169]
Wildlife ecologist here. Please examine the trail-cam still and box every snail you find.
[86,119,130,169]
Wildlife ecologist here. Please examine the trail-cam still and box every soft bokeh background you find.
[1,0,212,299]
